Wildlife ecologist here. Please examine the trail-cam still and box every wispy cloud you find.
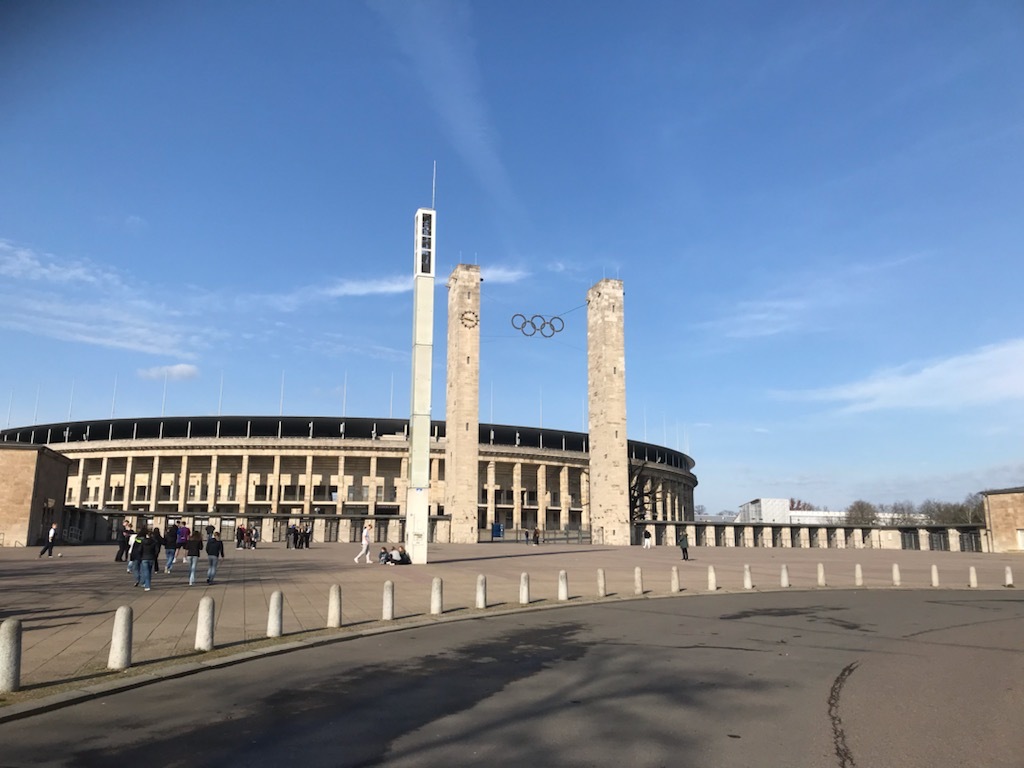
[138,363,199,381]
[482,265,529,284]
[124,215,148,232]
[371,1,521,221]
[0,240,206,356]
[0,240,125,286]
[311,334,408,363]
[701,256,921,339]
[320,276,412,297]
[778,339,1024,412]
[242,274,413,312]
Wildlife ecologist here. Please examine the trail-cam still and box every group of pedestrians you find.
[377,545,411,565]
[115,522,225,590]
[235,525,260,549]
[287,523,313,549]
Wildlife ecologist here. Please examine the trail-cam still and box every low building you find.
[0,415,697,547]
[981,487,1024,554]
[0,444,72,548]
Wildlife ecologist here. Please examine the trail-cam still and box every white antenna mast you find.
[431,161,437,209]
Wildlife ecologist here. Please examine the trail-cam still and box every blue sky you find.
[2,1,1022,514]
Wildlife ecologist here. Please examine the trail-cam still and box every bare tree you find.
[629,462,655,522]
[879,499,918,526]
[845,500,879,526]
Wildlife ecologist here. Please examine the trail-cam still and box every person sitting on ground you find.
[393,545,411,565]
[378,546,390,564]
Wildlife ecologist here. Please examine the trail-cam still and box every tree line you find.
[843,494,984,527]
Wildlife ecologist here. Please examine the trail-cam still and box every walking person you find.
[532,527,540,546]
[679,532,689,561]
[115,522,132,562]
[184,530,204,586]
[642,528,653,550]
[175,521,191,562]
[205,531,225,584]
[129,527,145,584]
[354,522,373,564]
[38,522,58,558]
[139,528,161,591]
[163,525,178,573]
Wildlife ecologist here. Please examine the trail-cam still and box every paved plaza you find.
[0,540,1019,718]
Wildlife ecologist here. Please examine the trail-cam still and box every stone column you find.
[208,454,219,514]
[537,463,548,528]
[271,454,281,513]
[177,455,189,514]
[443,264,482,543]
[98,456,110,508]
[948,528,961,552]
[586,279,629,545]
[486,460,496,528]
[512,461,523,530]
[239,454,250,516]
[124,455,135,510]
[560,466,570,530]
[303,454,314,516]
[149,455,160,514]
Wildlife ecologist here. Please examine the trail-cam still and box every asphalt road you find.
[2,590,1021,768]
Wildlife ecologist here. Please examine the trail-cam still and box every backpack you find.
[176,526,190,545]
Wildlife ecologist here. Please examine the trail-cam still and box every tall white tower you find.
[405,207,435,564]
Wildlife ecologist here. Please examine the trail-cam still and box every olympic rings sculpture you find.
[511,313,565,338]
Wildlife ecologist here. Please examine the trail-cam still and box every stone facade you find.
[0,417,697,546]
[587,279,630,545]
[0,444,71,548]
[444,264,482,543]
[982,487,1024,553]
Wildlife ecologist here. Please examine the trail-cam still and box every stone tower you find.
[444,264,482,543]
[586,278,629,545]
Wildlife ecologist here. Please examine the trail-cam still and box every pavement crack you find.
[827,660,859,768]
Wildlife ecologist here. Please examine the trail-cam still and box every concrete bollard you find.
[854,563,863,587]
[0,618,22,693]
[476,574,488,609]
[670,566,680,593]
[328,584,343,628]
[634,567,644,596]
[107,606,133,671]
[195,596,215,651]
[519,572,530,605]
[430,577,444,615]
[1005,566,1014,588]
[931,565,940,588]
[383,580,395,620]
[892,563,901,587]
[817,563,826,587]
[969,566,978,589]
[597,568,607,598]
[267,590,283,638]
[558,570,569,601]
[743,564,753,590]
[707,565,717,591]
[781,564,790,588]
